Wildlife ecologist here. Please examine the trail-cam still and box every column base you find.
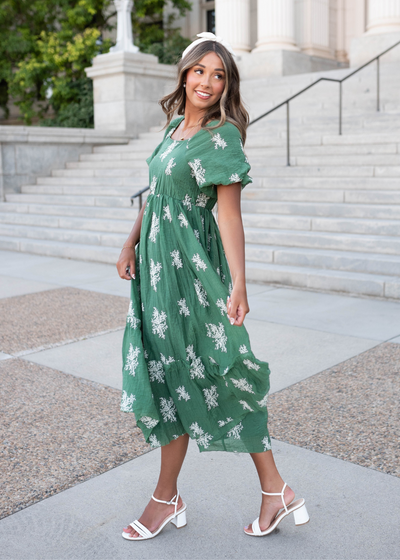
[85,52,177,137]
[237,50,348,79]
[350,32,400,67]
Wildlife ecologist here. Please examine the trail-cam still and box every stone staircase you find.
[1,61,400,299]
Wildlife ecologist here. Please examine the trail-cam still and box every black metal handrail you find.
[248,39,400,166]
[131,39,400,204]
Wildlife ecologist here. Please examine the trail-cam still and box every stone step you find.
[293,154,400,166]
[240,199,400,219]
[66,160,149,169]
[0,236,121,264]
[21,185,142,197]
[246,144,399,156]
[244,227,400,255]
[242,213,400,236]
[249,166,374,177]
[0,211,135,234]
[0,202,138,221]
[80,151,151,161]
[5,193,133,208]
[244,188,400,204]
[37,176,147,186]
[0,223,126,247]
[244,261,400,299]
[247,177,400,190]
[51,168,148,178]
[245,244,400,276]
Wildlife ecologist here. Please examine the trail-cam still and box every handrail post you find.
[139,193,142,211]
[377,56,380,111]
[286,101,290,166]
[339,81,342,135]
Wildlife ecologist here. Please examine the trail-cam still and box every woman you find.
[116,32,309,540]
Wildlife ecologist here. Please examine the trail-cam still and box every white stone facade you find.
[173,0,400,68]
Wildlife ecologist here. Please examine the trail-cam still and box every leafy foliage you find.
[0,0,191,127]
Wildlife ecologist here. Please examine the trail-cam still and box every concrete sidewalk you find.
[1,249,399,559]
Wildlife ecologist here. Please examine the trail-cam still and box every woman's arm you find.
[116,200,147,280]
[216,183,249,326]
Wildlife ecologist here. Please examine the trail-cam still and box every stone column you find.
[350,0,400,66]
[366,0,400,34]
[110,0,139,53]
[253,0,299,52]
[215,0,251,53]
[85,0,176,137]
[295,0,332,59]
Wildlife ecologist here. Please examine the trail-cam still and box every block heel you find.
[293,503,309,526]
[171,509,187,529]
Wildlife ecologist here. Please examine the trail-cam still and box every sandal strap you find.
[151,489,180,518]
[130,520,152,538]
[252,517,262,536]
[261,482,288,513]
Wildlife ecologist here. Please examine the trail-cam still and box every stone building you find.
[171,0,400,76]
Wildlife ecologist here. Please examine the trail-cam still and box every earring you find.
[183,83,186,88]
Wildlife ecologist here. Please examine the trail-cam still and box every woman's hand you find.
[116,247,136,280]
[227,284,249,327]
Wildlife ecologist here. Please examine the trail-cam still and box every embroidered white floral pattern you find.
[194,279,209,308]
[148,360,165,384]
[257,393,269,408]
[216,298,227,315]
[212,133,227,150]
[239,400,253,412]
[195,192,210,207]
[218,417,233,427]
[243,359,260,371]
[192,253,207,271]
[229,173,241,183]
[160,353,175,365]
[189,422,213,448]
[170,249,183,269]
[227,422,243,439]
[231,378,254,394]
[149,176,157,195]
[178,212,189,228]
[150,259,162,292]
[186,344,205,379]
[160,140,178,161]
[182,194,192,211]
[121,390,136,412]
[262,436,271,451]
[124,344,140,376]
[165,157,176,175]
[140,416,158,429]
[163,205,172,222]
[240,139,250,164]
[205,322,227,353]
[239,344,248,354]
[160,397,177,423]
[188,159,206,186]
[149,434,161,448]
[203,385,219,410]
[176,386,191,401]
[194,229,200,243]
[151,307,168,339]
[149,212,160,243]
[178,298,190,316]
[126,301,141,329]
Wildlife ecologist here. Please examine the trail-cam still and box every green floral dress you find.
[121,116,271,453]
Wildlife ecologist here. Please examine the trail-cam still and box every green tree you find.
[1,0,192,127]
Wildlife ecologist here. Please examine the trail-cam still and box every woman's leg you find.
[245,449,295,534]
[124,433,190,538]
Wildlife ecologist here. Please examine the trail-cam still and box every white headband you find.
[181,32,236,60]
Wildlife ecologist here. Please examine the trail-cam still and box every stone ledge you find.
[0,125,131,145]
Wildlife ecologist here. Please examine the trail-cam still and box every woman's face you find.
[185,52,226,112]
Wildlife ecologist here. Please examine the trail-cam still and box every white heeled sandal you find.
[122,490,187,541]
[244,482,309,537]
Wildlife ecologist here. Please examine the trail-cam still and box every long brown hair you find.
[160,41,250,144]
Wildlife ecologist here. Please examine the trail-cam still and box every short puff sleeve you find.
[193,122,252,198]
